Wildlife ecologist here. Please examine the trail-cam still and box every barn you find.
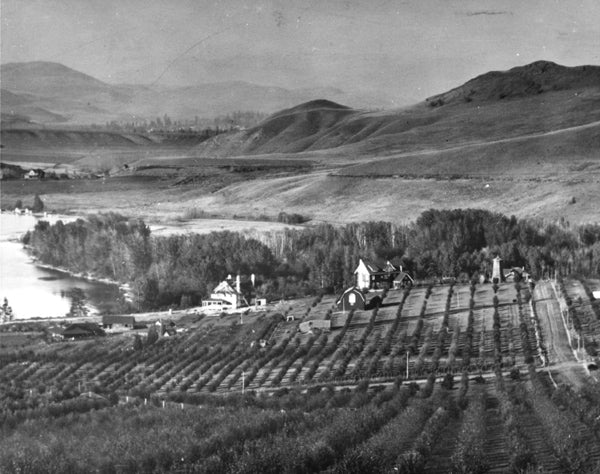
[336,287,367,311]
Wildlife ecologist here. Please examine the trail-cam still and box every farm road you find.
[369,119,600,164]
[533,281,587,388]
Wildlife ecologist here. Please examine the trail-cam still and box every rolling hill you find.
[2,60,599,225]
[426,60,600,106]
[193,61,600,159]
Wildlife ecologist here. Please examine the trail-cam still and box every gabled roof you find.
[355,258,400,275]
[394,271,414,283]
[355,258,383,274]
[336,286,367,305]
[212,280,240,295]
[504,267,526,277]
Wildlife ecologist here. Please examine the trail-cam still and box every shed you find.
[393,271,414,289]
[102,315,136,331]
[299,320,331,333]
[336,287,366,311]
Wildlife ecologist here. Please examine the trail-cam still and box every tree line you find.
[23,209,600,310]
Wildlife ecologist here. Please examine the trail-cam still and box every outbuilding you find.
[336,287,366,311]
[102,315,136,331]
[393,271,414,289]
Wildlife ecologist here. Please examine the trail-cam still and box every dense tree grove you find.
[23,210,600,310]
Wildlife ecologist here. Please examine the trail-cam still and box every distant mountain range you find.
[0,61,385,126]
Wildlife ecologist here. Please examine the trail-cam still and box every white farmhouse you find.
[202,275,248,311]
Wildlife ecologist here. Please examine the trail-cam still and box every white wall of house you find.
[208,280,243,309]
[354,259,372,289]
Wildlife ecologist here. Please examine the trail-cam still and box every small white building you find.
[23,170,40,179]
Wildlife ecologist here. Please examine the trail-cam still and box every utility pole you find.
[406,351,410,380]
[242,371,245,395]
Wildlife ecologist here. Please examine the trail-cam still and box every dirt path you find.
[533,281,589,388]
[359,119,600,165]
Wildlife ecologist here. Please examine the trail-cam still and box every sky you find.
[2,0,599,106]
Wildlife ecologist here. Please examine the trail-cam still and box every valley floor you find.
[2,166,599,227]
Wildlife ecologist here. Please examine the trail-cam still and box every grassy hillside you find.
[426,60,600,105]
[2,60,599,224]
[337,121,600,179]
[193,85,600,159]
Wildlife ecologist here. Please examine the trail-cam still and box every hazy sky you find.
[2,0,599,106]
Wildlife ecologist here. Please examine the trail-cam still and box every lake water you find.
[0,213,122,320]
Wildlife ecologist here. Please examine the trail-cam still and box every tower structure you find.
[492,256,503,284]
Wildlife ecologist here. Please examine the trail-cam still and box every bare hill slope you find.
[426,60,600,106]
[193,61,600,159]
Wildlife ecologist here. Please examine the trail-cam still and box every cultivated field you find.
[2,279,600,472]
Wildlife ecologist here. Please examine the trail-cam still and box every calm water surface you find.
[0,213,121,320]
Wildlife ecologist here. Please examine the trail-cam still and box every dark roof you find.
[394,271,414,283]
[102,315,136,325]
[336,286,367,305]
[358,258,383,274]
[62,323,105,337]
[504,267,526,277]
[357,258,400,275]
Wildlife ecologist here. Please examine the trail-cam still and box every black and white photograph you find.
[1,0,600,472]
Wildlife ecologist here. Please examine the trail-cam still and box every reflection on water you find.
[0,213,123,320]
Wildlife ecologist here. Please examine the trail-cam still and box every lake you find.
[0,212,122,320]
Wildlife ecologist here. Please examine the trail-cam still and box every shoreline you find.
[31,257,135,302]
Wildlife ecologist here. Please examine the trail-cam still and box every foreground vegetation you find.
[2,277,600,472]
[1,357,600,472]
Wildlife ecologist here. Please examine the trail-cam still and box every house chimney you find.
[236,275,241,293]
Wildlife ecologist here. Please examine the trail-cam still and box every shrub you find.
[32,194,44,213]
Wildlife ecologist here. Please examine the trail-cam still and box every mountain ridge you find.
[0,61,378,125]
[426,60,600,106]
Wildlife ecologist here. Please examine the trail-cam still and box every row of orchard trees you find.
[23,210,600,310]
